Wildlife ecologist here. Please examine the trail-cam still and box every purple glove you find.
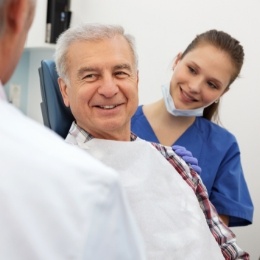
[172,145,202,174]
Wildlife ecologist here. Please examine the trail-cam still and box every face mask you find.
[161,83,205,117]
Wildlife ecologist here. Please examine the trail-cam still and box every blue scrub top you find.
[131,105,253,227]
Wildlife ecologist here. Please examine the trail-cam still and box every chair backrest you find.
[38,59,74,139]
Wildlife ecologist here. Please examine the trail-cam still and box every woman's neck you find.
[143,99,196,146]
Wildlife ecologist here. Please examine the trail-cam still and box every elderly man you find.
[56,23,249,260]
[0,1,146,259]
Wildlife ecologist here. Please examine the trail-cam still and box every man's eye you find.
[115,71,128,78]
[83,74,97,81]
[84,74,95,78]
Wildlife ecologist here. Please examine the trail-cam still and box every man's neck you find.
[76,123,133,141]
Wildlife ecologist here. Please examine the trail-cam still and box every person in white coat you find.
[0,1,146,259]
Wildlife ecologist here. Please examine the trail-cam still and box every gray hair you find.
[54,23,138,84]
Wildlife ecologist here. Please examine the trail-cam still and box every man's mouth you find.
[98,105,118,109]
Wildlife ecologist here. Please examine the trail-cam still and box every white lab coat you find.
[0,84,146,260]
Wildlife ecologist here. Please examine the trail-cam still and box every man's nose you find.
[97,75,119,97]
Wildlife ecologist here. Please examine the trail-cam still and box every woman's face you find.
[170,44,235,110]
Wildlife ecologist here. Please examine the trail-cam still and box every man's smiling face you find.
[59,35,139,141]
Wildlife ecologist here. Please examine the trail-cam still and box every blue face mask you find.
[161,83,206,117]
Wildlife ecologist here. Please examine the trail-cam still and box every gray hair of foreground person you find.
[54,23,138,84]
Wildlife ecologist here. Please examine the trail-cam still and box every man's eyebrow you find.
[77,67,99,77]
[78,67,98,73]
[77,64,133,78]
[114,64,132,71]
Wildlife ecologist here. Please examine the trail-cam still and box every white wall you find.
[70,0,259,258]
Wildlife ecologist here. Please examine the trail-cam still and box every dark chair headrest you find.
[39,59,74,139]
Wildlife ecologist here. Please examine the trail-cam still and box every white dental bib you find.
[80,138,223,260]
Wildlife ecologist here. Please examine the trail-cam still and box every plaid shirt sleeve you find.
[151,142,250,260]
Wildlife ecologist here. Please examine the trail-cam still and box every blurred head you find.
[170,29,244,122]
[56,23,139,141]
[0,0,36,84]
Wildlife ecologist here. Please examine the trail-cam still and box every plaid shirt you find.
[66,122,249,260]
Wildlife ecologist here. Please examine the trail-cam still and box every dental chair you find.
[38,59,74,139]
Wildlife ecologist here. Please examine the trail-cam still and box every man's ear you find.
[136,70,139,86]
[58,77,70,107]
[6,0,27,34]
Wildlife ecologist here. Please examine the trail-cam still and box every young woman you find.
[131,29,253,227]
